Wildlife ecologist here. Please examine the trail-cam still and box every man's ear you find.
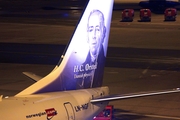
[102,26,106,43]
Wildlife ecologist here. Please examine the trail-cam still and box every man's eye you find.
[96,29,100,31]
[89,29,93,32]
[96,28,100,31]
[89,27,93,32]
[96,27,100,31]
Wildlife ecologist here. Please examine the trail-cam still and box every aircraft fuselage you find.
[0,87,109,120]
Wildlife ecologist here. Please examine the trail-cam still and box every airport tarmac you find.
[1,11,180,49]
[0,10,180,119]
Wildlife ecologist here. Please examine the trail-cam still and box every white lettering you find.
[74,65,79,72]
[74,73,83,79]
[83,73,92,78]
[80,65,84,72]
[74,65,84,72]
[85,63,97,71]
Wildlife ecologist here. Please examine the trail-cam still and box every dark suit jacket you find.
[59,44,106,90]
[78,44,106,88]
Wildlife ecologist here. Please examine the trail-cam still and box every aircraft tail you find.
[16,0,114,96]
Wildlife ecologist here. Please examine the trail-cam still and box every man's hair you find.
[87,9,106,43]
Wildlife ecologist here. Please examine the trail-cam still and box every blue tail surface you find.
[16,0,114,96]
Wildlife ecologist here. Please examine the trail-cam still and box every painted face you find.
[88,13,103,56]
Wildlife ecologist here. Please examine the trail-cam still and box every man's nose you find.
[93,29,96,39]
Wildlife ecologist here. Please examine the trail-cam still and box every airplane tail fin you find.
[16,0,114,96]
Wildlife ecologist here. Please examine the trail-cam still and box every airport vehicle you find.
[164,8,177,21]
[139,8,151,21]
[121,9,134,22]
[93,105,114,120]
[0,0,180,120]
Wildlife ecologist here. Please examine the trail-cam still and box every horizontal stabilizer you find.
[22,72,42,82]
[90,88,180,103]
